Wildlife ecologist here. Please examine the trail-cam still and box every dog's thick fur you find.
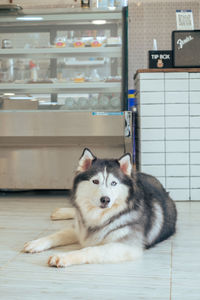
[24,148,177,267]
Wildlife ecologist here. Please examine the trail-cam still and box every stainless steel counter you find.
[0,111,128,189]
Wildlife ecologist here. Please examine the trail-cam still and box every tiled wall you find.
[135,71,200,201]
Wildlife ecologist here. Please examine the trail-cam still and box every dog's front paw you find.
[50,208,62,220]
[48,254,72,268]
[51,208,75,220]
[23,238,50,253]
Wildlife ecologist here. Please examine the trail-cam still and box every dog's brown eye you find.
[111,181,117,186]
[92,179,99,184]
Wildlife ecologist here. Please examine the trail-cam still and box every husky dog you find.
[24,148,177,268]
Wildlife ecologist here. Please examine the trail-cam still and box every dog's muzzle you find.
[100,196,110,209]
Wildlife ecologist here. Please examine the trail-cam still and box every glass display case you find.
[0,8,127,111]
[0,8,131,190]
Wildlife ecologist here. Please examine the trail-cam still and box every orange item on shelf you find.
[74,77,85,83]
[91,40,102,47]
[55,37,66,48]
[73,41,85,48]
[56,41,66,47]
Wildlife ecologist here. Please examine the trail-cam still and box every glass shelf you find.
[0,82,121,93]
[0,47,121,58]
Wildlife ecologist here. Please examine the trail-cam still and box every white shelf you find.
[0,11,122,23]
[0,47,121,58]
[0,82,121,93]
[63,59,105,66]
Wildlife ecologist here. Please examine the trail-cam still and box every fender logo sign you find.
[177,35,194,49]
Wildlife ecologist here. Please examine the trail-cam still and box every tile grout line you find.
[169,239,174,300]
[188,76,191,201]
[0,227,50,271]
[164,73,166,189]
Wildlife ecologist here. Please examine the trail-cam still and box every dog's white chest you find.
[74,210,105,247]
[74,211,88,246]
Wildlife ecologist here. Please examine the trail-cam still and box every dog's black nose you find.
[100,196,110,205]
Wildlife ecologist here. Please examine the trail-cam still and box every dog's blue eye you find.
[92,179,99,184]
[111,181,117,186]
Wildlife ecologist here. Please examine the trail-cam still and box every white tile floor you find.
[0,192,200,300]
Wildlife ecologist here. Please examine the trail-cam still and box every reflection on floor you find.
[0,192,199,300]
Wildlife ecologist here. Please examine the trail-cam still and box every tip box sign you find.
[149,50,173,69]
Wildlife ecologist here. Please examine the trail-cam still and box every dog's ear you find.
[77,148,96,172]
[118,153,132,176]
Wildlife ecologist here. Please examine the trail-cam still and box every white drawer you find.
[190,79,200,91]
[190,128,200,140]
[190,140,200,152]
[166,153,189,165]
[140,116,164,128]
[140,80,164,92]
[140,129,165,140]
[140,141,165,153]
[190,189,200,201]
[190,116,200,127]
[165,104,189,116]
[189,73,200,79]
[140,153,165,165]
[140,165,165,177]
[138,73,164,80]
[190,165,200,176]
[190,91,200,103]
[165,116,189,128]
[165,79,189,91]
[190,177,200,189]
[166,128,189,140]
[139,92,164,104]
[165,72,188,79]
[166,165,189,177]
[140,104,164,116]
[190,153,200,164]
[165,91,188,103]
[167,189,189,201]
[166,177,189,189]
[166,140,189,152]
[190,104,200,116]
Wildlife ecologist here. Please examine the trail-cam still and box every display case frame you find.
[0,8,130,190]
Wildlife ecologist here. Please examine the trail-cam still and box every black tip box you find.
[149,50,173,69]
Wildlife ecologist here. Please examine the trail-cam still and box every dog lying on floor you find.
[24,148,177,268]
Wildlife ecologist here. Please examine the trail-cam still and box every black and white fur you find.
[24,148,177,267]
